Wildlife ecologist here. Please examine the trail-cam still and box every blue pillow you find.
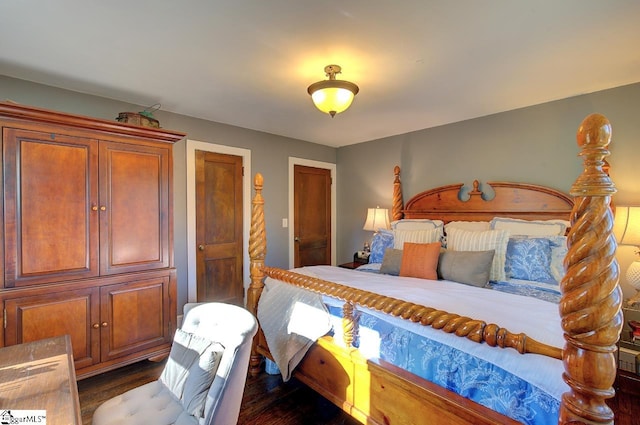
[369,230,394,264]
[505,237,556,284]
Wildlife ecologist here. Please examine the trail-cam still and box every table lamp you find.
[614,206,640,307]
[362,206,390,252]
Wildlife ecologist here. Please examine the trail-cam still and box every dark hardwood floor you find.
[77,359,359,425]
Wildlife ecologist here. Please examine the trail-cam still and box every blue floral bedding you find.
[487,279,561,304]
[325,301,561,425]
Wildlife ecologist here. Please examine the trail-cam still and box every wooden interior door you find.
[294,165,331,267]
[195,151,244,305]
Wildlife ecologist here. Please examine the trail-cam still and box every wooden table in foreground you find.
[0,335,82,424]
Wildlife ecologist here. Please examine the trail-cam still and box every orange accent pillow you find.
[399,242,441,280]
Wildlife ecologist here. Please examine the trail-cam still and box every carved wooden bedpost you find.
[342,302,357,348]
[247,173,267,375]
[560,114,623,424]
[392,165,404,221]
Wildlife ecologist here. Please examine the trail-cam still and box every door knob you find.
[294,237,301,242]
[198,245,205,251]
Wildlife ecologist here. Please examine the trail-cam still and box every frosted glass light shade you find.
[363,207,390,232]
[614,206,640,246]
[307,64,359,117]
[310,87,355,116]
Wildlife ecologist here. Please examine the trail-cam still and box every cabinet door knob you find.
[198,245,205,251]
[100,206,107,211]
[91,205,98,211]
[101,322,108,327]
[92,323,100,329]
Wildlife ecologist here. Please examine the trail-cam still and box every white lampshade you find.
[363,207,390,232]
[627,261,640,292]
[616,206,640,306]
[614,206,640,246]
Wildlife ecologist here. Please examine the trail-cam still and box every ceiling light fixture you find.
[307,65,359,118]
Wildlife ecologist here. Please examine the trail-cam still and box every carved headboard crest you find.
[391,170,573,224]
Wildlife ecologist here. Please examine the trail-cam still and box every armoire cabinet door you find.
[3,128,100,287]
[100,274,173,361]
[3,287,101,369]
[99,141,171,275]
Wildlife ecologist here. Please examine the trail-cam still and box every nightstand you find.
[339,252,369,269]
[609,369,640,424]
[338,261,364,269]
[610,315,640,424]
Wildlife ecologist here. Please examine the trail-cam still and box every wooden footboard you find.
[297,336,520,425]
[247,114,623,425]
[263,266,562,359]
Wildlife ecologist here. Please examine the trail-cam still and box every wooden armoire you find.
[0,101,185,379]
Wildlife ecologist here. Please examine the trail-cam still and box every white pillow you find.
[446,228,510,281]
[160,328,198,398]
[490,217,569,236]
[444,221,491,232]
[160,328,224,418]
[182,341,224,417]
[393,228,442,249]
[391,219,444,231]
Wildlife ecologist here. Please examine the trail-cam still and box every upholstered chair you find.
[92,302,258,425]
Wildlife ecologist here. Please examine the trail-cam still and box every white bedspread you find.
[293,265,568,400]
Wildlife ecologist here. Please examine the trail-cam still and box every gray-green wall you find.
[337,82,640,299]
[2,75,639,302]
[0,75,336,310]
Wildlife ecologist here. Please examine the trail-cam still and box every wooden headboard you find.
[392,171,574,224]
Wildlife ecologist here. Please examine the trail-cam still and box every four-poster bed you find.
[246,114,623,424]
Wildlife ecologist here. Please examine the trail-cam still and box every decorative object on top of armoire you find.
[0,101,185,379]
[116,103,162,128]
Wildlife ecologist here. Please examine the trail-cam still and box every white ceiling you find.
[1,1,639,147]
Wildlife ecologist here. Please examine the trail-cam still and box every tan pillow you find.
[399,242,441,280]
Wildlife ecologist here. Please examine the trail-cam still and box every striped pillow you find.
[393,228,442,250]
[445,228,510,281]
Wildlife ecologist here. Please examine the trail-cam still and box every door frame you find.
[186,140,251,302]
[288,157,337,268]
